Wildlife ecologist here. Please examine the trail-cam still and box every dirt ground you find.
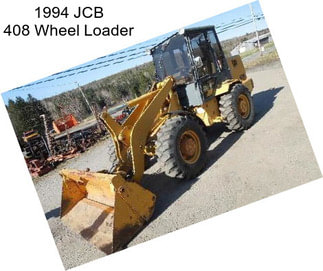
[34,61,321,269]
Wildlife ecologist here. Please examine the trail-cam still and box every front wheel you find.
[106,138,118,172]
[156,116,207,180]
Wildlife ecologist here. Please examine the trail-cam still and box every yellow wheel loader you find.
[60,26,255,254]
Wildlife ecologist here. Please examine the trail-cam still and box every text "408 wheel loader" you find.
[60,26,255,254]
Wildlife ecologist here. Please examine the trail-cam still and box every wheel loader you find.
[60,26,255,254]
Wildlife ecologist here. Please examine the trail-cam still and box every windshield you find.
[152,35,193,84]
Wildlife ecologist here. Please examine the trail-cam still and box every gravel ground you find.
[34,62,321,269]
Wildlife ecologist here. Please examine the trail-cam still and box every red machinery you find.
[52,114,79,134]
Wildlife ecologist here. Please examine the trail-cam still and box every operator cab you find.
[150,26,231,107]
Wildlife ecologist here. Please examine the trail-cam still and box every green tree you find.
[6,94,53,141]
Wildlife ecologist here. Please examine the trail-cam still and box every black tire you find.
[219,84,255,131]
[106,138,153,172]
[156,116,207,180]
[106,138,118,172]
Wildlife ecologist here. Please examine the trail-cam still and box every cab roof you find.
[150,25,216,53]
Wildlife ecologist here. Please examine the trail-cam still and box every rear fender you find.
[215,78,254,97]
[215,79,240,96]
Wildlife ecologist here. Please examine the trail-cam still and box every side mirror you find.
[194,56,203,68]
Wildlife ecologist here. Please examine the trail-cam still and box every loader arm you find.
[60,77,174,254]
[100,76,174,182]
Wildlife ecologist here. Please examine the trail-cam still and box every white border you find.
[1,1,322,270]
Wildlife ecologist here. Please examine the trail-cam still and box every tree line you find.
[6,94,52,144]
[42,62,155,120]
[6,62,155,142]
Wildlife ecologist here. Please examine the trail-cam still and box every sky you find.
[2,1,267,104]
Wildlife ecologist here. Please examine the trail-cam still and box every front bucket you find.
[60,169,156,254]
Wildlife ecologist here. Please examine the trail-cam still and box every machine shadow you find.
[141,127,243,222]
[141,86,284,223]
[252,86,284,124]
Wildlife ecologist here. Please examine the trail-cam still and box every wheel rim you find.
[179,130,201,164]
[238,94,251,119]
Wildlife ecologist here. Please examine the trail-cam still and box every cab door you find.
[188,30,230,97]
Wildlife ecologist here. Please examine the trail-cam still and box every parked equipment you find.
[52,114,79,134]
[60,26,255,253]
[22,130,50,160]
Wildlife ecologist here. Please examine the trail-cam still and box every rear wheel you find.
[156,116,207,180]
[106,138,153,172]
[219,83,255,131]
